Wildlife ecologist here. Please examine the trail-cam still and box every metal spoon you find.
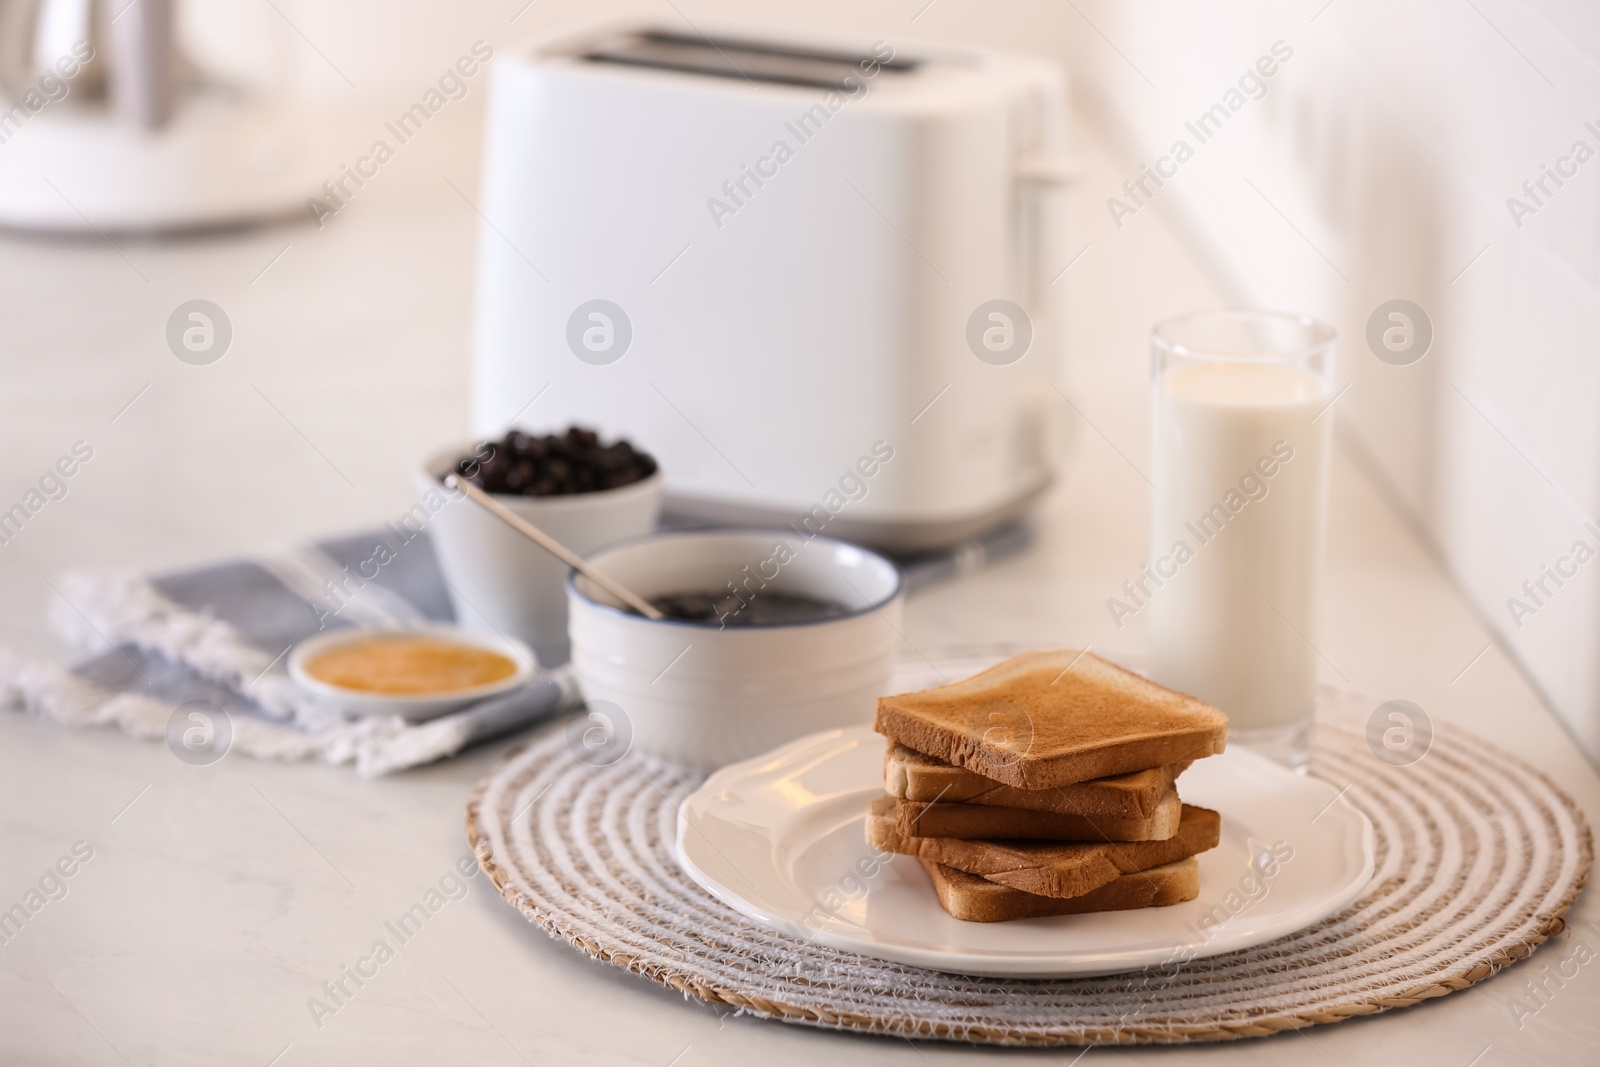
[445,474,665,620]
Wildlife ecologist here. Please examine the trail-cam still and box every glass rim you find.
[1151,308,1336,364]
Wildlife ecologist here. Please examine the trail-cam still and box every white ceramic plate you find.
[677,726,1375,977]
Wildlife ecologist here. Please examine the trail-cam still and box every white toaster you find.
[470,22,1073,550]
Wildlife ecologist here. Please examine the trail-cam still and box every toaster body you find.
[471,24,1072,550]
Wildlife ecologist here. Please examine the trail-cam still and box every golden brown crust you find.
[883,743,1191,818]
[922,857,1201,922]
[889,788,1181,842]
[874,650,1227,789]
[866,797,1221,899]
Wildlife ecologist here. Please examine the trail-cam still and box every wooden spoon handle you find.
[446,475,665,620]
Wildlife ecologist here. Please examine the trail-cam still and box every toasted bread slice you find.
[922,856,1200,922]
[874,650,1227,789]
[884,743,1190,818]
[866,796,1220,899]
[887,787,1181,842]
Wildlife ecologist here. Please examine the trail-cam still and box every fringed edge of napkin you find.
[3,569,579,776]
[49,568,303,721]
[0,646,541,776]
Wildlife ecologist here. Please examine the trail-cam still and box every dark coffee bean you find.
[500,462,531,492]
[476,454,509,484]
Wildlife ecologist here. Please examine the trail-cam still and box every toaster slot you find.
[582,30,916,90]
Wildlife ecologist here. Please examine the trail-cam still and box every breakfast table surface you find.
[0,102,1596,1067]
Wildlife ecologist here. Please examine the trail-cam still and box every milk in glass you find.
[1145,313,1335,769]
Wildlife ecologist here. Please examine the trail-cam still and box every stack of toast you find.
[867,650,1229,922]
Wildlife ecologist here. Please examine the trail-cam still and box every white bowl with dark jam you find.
[566,529,904,772]
[288,625,535,722]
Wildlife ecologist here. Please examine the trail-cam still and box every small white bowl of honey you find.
[288,625,536,722]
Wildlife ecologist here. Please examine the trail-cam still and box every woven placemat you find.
[465,648,1593,1045]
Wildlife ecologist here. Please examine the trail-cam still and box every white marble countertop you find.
[0,106,1595,1066]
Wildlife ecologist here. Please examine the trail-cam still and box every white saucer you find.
[676,726,1375,978]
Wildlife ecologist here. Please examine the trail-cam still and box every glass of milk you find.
[1146,310,1336,771]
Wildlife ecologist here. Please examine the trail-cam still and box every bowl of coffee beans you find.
[419,427,662,665]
